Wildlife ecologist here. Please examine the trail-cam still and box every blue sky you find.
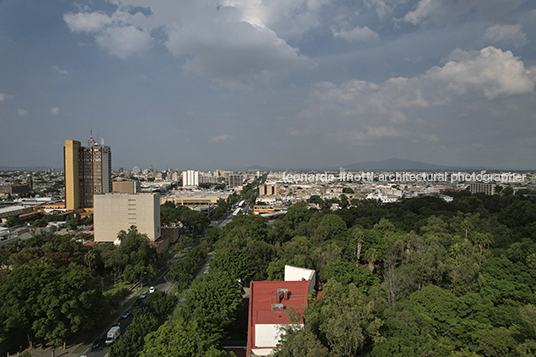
[1,0,535,171]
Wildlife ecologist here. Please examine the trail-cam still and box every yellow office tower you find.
[64,137,112,210]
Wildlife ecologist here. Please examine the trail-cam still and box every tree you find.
[140,317,222,357]
[318,280,384,356]
[180,271,242,334]
[274,325,329,357]
[0,264,105,347]
[347,225,365,262]
[84,249,98,270]
[314,214,347,243]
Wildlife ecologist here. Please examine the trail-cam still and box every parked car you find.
[134,298,141,306]
[140,291,148,299]
[149,286,155,293]
[121,310,131,319]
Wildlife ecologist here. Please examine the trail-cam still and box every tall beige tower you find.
[64,140,81,210]
[64,135,112,210]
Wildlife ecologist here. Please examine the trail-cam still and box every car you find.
[149,286,155,293]
[91,336,104,350]
[134,298,141,306]
[140,291,148,299]
[121,310,131,319]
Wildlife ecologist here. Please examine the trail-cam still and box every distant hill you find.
[344,158,465,171]
[243,165,278,171]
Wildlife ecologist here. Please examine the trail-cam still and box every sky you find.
[1,0,535,171]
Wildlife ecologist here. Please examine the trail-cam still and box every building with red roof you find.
[247,265,316,356]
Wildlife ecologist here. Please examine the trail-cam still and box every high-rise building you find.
[259,183,278,196]
[225,173,243,188]
[182,170,199,187]
[64,134,112,210]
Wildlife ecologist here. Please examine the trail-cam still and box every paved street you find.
[78,209,236,357]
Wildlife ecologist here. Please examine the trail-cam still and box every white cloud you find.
[211,134,233,143]
[332,26,380,42]
[402,0,526,26]
[297,46,535,144]
[16,109,28,117]
[426,46,535,99]
[64,11,112,33]
[50,107,60,115]
[403,0,435,25]
[52,66,70,75]
[364,0,394,20]
[64,9,151,58]
[95,25,152,58]
[64,1,308,85]
[483,24,527,49]
[0,93,5,103]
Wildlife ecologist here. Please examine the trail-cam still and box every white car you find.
[149,286,155,293]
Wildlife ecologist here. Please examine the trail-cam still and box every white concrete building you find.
[182,170,199,187]
[93,193,161,242]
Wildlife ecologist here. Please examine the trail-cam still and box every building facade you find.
[259,183,278,196]
[182,170,199,187]
[470,182,495,195]
[93,193,161,242]
[112,180,141,194]
[64,136,112,210]
[225,173,243,188]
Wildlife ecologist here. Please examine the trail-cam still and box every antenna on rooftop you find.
[88,129,97,146]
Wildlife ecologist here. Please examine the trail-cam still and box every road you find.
[81,209,237,357]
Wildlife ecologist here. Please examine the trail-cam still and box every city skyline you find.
[1,0,536,170]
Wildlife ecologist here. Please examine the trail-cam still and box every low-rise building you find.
[247,266,316,356]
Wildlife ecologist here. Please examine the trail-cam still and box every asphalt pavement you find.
[78,210,236,357]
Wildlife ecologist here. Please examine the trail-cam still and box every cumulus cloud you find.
[483,24,527,49]
[428,46,535,99]
[50,107,60,115]
[16,109,28,117]
[166,18,307,87]
[211,134,233,143]
[402,0,526,25]
[332,26,380,42]
[64,11,112,33]
[297,46,535,144]
[364,0,394,20]
[64,9,151,58]
[95,25,152,58]
[64,1,309,85]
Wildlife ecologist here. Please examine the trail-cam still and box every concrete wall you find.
[94,193,160,242]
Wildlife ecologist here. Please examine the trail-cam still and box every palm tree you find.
[348,226,365,263]
[365,247,378,273]
[84,249,97,270]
